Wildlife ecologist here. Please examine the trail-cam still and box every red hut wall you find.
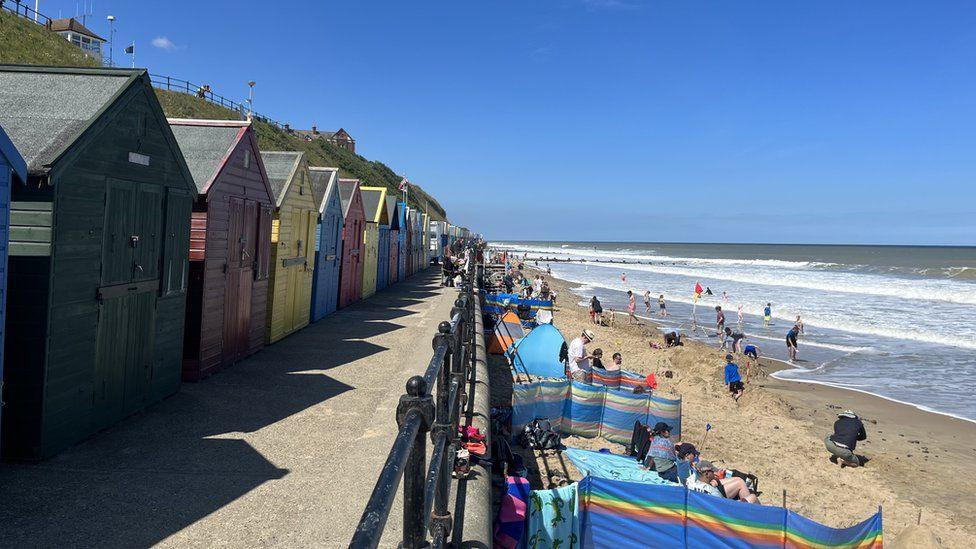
[182,129,273,380]
[338,187,365,308]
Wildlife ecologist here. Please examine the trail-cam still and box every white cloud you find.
[151,36,183,51]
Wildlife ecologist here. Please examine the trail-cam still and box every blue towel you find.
[526,483,580,548]
[564,448,675,485]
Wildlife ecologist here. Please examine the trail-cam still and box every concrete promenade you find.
[0,269,454,548]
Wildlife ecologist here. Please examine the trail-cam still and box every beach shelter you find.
[0,122,25,451]
[359,186,386,298]
[338,179,365,308]
[0,66,196,459]
[260,151,317,344]
[489,311,525,355]
[385,197,400,285]
[308,167,342,321]
[168,119,275,380]
[507,323,567,379]
[362,187,391,292]
[396,201,408,280]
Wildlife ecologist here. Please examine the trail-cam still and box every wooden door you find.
[222,197,244,365]
[237,200,257,354]
[283,209,301,333]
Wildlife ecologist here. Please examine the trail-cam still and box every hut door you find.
[237,201,257,352]
[223,197,245,364]
[94,183,163,427]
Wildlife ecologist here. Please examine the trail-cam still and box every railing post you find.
[430,321,455,541]
[398,376,433,549]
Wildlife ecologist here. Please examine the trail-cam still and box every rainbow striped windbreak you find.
[579,476,883,549]
[513,379,682,444]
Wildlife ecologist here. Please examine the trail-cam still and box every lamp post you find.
[106,15,116,67]
[246,81,255,120]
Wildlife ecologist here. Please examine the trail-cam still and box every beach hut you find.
[396,201,408,281]
[0,66,196,459]
[0,123,25,450]
[414,211,424,271]
[421,213,430,266]
[362,187,390,293]
[168,119,275,381]
[385,197,400,285]
[338,179,365,308]
[309,167,342,322]
[261,151,317,344]
[359,186,386,299]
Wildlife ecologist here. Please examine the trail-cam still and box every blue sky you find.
[43,1,976,245]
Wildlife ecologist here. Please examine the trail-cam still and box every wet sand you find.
[505,270,976,548]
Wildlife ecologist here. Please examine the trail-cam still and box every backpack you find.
[519,419,562,451]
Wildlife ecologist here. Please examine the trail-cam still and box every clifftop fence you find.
[0,0,52,27]
[149,74,287,129]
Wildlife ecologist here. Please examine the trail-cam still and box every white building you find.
[50,18,106,61]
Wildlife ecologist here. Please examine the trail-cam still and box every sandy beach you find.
[501,269,976,548]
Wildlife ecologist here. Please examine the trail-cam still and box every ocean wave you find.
[574,260,976,307]
[563,277,976,351]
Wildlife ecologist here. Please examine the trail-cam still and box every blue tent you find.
[507,323,567,378]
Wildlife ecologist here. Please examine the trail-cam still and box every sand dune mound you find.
[890,525,945,548]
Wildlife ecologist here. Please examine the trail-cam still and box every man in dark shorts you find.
[786,325,800,363]
[724,354,744,401]
[715,306,725,336]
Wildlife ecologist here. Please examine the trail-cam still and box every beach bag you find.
[519,419,561,451]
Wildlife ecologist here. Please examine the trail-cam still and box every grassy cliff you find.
[0,11,100,66]
[0,11,448,220]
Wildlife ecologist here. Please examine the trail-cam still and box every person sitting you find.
[608,352,622,372]
[825,410,866,468]
[685,460,722,497]
[641,422,679,483]
[724,354,744,402]
[590,348,605,370]
[502,272,514,293]
[664,331,683,347]
[603,308,617,328]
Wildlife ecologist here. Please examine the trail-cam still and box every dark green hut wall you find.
[37,85,192,458]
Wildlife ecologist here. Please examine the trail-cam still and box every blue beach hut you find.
[0,123,25,449]
[309,167,343,321]
[374,197,391,291]
[396,201,408,280]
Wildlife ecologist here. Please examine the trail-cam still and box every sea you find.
[492,241,976,423]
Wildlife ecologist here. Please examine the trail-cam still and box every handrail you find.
[351,250,481,548]
[148,73,288,130]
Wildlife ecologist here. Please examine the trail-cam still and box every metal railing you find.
[148,74,287,130]
[352,256,484,548]
[0,0,53,26]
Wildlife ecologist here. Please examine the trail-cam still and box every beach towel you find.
[494,476,530,549]
[526,483,580,549]
[564,447,674,485]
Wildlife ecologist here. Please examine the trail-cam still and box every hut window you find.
[243,150,251,169]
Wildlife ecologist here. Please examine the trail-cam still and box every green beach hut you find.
[0,66,196,460]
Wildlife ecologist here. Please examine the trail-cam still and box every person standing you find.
[763,303,772,327]
[724,354,744,401]
[643,290,652,314]
[589,296,603,325]
[567,329,595,382]
[786,324,800,363]
[737,304,744,328]
[658,294,667,317]
[627,290,637,324]
[715,306,726,336]
[795,315,805,335]
[825,410,866,468]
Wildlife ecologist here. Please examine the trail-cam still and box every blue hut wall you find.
[311,188,343,321]
[376,225,390,291]
[396,202,407,280]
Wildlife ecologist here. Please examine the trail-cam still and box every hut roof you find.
[50,18,106,41]
[360,186,388,224]
[385,197,400,230]
[0,65,143,174]
[338,178,360,218]
[167,119,252,194]
[260,150,303,207]
[308,166,340,215]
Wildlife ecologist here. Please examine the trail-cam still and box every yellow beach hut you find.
[260,151,317,344]
[359,186,388,298]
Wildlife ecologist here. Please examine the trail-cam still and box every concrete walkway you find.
[0,270,455,548]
